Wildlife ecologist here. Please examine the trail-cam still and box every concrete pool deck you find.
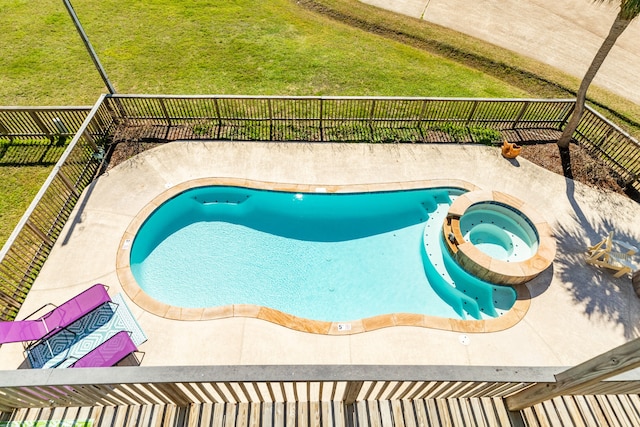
[1,141,639,368]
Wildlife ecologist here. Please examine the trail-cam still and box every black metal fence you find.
[0,95,639,320]
[0,106,90,141]
[105,96,576,143]
[0,98,113,319]
[573,107,640,190]
[0,107,93,166]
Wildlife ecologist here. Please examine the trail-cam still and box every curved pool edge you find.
[442,190,556,285]
[116,177,532,335]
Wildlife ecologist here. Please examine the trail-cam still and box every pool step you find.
[193,191,251,205]
[422,201,516,320]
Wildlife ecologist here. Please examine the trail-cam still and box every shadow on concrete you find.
[553,146,640,339]
[505,157,520,168]
[553,218,639,339]
[60,178,100,247]
[525,264,553,299]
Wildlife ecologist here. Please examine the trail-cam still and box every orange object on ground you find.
[501,139,522,158]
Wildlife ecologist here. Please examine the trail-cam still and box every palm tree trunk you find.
[557,10,632,148]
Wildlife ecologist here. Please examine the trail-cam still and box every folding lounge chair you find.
[586,232,639,278]
[70,330,139,368]
[0,284,111,345]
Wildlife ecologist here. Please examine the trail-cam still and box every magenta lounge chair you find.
[70,331,139,368]
[0,284,111,345]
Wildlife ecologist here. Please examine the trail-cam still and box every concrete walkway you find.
[1,141,639,369]
[359,0,640,105]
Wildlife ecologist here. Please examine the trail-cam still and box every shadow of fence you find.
[0,139,69,167]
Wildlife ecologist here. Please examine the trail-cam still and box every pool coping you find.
[442,190,557,286]
[116,177,533,335]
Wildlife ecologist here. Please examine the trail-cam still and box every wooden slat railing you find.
[0,365,639,414]
[0,365,555,412]
[507,337,640,410]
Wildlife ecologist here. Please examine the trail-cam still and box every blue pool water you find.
[460,203,538,262]
[130,186,517,321]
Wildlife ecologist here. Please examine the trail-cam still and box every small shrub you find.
[430,123,468,142]
[192,123,214,136]
[430,123,501,144]
[469,126,502,145]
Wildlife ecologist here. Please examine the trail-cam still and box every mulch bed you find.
[519,142,629,196]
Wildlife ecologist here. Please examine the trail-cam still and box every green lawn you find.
[0,166,52,245]
[0,0,528,105]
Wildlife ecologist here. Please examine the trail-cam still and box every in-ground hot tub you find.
[442,190,555,285]
[461,202,538,262]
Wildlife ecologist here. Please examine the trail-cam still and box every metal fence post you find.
[25,220,53,248]
[63,0,116,94]
[560,101,576,130]
[0,118,11,141]
[57,172,80,198]
[466,100,478,126]
[369,100,376,141]
[82,130,99,152]
[512,101,530,129]
[268,98,274,141]
[319,98,324,142]
[158,98,171,139]
[213,97,223,140]
[27,111,52,141]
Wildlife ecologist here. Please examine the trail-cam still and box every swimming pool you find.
[128,184,519,323]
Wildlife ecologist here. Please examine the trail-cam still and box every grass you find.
[0,0,528,105]
[0,166,52,245]
[0,138,66,244]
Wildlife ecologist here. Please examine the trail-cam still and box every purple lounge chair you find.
[70,331,138,368]
[0,284,111,345]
